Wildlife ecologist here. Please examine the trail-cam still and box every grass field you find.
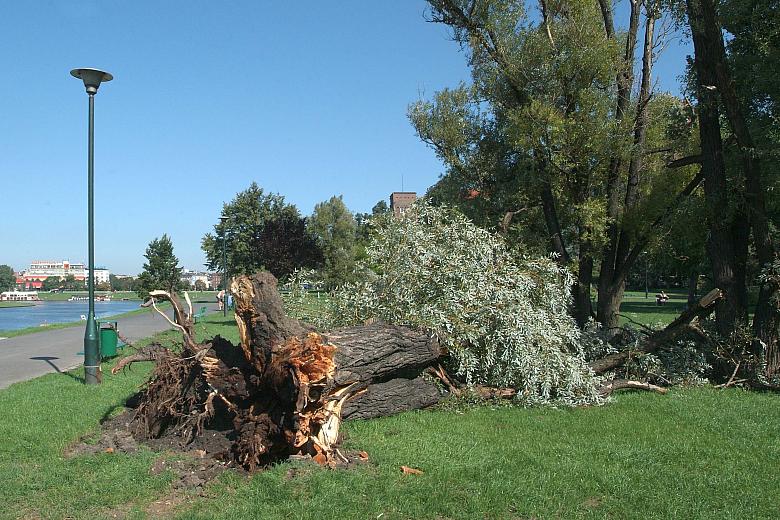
[619,289,690,327]
[37,291,139,301]
[1,310,779,519]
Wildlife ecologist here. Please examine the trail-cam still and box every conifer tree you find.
[136,234,185,299]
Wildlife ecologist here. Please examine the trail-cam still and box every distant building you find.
[86,267,111,285]
[0,291,40,301]
[16,260,86,289]
[181,269,213,289]
[390,192,417,218]
[209,272,223,290]
[15,261,110,289]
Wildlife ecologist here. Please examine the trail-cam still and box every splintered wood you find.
[127,271,444,471]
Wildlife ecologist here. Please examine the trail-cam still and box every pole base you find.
[84,314,101,385]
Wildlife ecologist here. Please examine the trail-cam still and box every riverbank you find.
[37,290,217,302]
[0,303,162,339]
[0,291,219,339]
[0,301,35,308]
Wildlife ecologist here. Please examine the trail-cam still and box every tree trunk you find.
[574,245,594,328]
[693,0,780,377]
[687,271,699,308]
[129,272,445,471]
[596,1,653,333]
[686,0,748,336]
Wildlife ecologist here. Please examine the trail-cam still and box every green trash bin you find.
[98,320,119,358]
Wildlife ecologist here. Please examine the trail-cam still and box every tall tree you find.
[256,212,323,279]
[371,200,390,216]
[686,0,779,378]
[308,195,358,289]
[202,183,322,280]
[136,234,185,299]
[0,265,15,291]
[413,0,695,328]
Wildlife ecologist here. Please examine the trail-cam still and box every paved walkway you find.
[0,303,219,389]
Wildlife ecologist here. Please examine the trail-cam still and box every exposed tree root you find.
[125,272,445,471]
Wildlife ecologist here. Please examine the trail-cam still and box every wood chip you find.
[358,451,369,461]
[400,465,423,475]
[313,452,327,465]
[104,447,114,454]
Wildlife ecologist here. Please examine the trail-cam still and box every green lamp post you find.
[220,216,228,317]
[71,67,113,385]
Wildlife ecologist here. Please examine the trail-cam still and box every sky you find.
[0,1,692,275]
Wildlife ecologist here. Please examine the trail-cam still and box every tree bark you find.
[129,272,445,470]
[686,0,748,336]
[597,0,648,332]
[693,0,780,377]
[687,271,699,308]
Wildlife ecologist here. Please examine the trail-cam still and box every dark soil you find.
[66,409,238,493]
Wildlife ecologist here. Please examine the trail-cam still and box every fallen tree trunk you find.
[128,272,445,470]
[122,274,723,470]
[590,288,723,375]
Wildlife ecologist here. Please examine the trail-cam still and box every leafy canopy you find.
[0,265,15,291]
[202,182,322,280]
[333,202,601,405]
[307,195,358,289]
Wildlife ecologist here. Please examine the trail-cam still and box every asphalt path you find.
[0,303,219,389]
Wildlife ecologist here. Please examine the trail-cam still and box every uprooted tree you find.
[116,274,445,470]
[114,205,725,472]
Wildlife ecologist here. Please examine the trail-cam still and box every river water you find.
[0,300,142,332]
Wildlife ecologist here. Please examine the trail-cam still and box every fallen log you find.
[590,288,723,375]
[127,271,445,470]
[598,379,668,397]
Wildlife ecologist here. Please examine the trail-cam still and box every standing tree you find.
[201,183,322,280]
[41,277,63,292]
[0,265,16,291]
[136,234,185,299]
[412,0,698,330]
[686,0,779,380]
[308,195,358,289]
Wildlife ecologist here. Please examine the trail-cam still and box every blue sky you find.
[0,1,691,275]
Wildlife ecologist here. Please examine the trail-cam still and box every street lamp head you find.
[70,68,113,95]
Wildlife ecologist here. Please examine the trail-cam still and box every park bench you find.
[193,305,208,323]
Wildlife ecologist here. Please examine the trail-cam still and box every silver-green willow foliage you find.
[331,203,601,406]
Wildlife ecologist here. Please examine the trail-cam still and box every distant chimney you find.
[390,192,416,218]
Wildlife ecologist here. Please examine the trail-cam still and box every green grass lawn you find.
[618,289,690,328]
[1,310,779,519]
